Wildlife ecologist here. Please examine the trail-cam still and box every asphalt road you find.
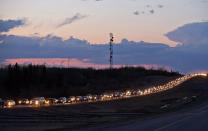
[80,100,208,131]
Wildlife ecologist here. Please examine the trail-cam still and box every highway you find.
[0,72,207,131]
[78,99,208,131]
[2,73,207,109]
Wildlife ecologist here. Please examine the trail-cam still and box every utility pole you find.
[109,33,114,69]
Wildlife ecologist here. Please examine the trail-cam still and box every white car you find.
[67,96,76,103]
[30,97,46,105]
[4,100,15,107]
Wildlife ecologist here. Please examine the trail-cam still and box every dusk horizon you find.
[1,0,208,73]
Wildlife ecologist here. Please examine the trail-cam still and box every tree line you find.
[0,64,180,99]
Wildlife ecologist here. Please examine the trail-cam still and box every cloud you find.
[57,13,87,27]
[0,19,26,32]
[166,22,208,45]
[134,4,163,16]
[133,11,140,15]
[0,22,208,73]
[158,5,164,8]
[149,9,154,14]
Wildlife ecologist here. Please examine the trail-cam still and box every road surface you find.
[80,100,208,131]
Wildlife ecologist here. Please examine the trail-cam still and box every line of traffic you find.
[0,73,207,109]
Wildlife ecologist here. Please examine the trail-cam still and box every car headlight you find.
[45,100,49,104]
[8,102,11,106]
[8,102,14,106]
[35,101,39,105]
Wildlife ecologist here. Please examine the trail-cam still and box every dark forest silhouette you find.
[0,64,180,99]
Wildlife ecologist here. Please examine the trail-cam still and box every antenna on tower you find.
[109,33,114,69]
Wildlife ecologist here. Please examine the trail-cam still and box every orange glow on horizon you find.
[3,58,171,70]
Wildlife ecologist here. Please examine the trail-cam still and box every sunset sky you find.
[0,0,208,72]
[1,0,207,46]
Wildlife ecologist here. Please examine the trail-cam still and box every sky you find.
[0,0,207,45]
[0,0,208,73]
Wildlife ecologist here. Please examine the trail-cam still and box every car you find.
[113,92,121,98]
[101,93,113,100]
[91,95,98,101]
[58,97,67,104]
[131,90,138,95]
[75,96,84,102]
[45,98,58,105]
[0,98,4,108]
[67,96,76,103]
[30,97,46,106]
[18,99,30,105]
[4,100,15,107]
[82,96,88,101]
[86,94,93,101]
[125,90,132,96]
